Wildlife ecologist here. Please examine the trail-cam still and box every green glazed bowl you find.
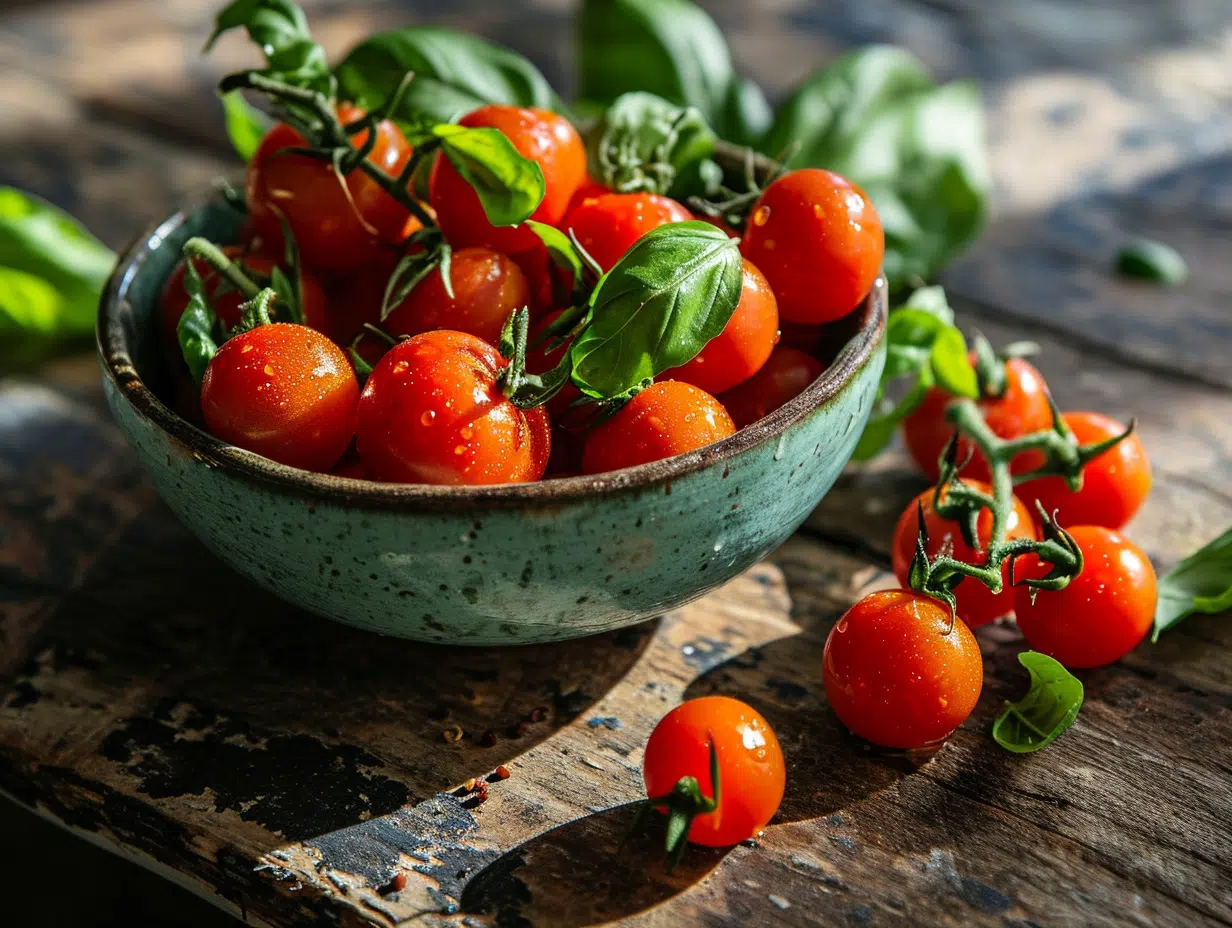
[98,193,886,645]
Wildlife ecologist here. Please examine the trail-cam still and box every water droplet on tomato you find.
[752,205,771,227]
[263,364,275,376]
[454,445,466,456]
[460,426,474,440]
[420,410,436,426]
[812,203,826,220]
[393,361,409,374]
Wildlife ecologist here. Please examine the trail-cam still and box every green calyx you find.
[496,307,573,410]
[626,737,721,872]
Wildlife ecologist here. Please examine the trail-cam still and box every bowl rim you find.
[97,190,887,511]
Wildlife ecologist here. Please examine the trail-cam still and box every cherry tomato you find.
[643,696,784,847]
[668,259,779,396]
[1013,525,1156,668]
[1017,412,1151,531]
[561,192,693,273]
[890,482,1038,627]
[200,323,359,472]
[719,347,824,430]
[582,382,735,475]
[823,590,984,748]
[356,330,551,485]
[429,105,586,254]
[246,103,417,273]
[740,169,883,324]
[902,357,1053,483]
[563,177,611,218]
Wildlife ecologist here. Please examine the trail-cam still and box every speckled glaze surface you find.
[98,196,886,645]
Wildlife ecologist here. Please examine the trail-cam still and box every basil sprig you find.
[206,0,333,97]
[992,651,1084,754]
[432,125,545,228]
[1152,526,1232,641]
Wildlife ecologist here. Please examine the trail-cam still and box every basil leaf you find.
[206,0,332,96]
[219,91,272,162]
[526,220,584,289]
[177,262,220,387]
[0,187,114,338]
[434,125,546,227]
[335,27,557,125]
[577,0,734,134]
[1153,526,1232,641]
[589,92,716,199]
[721,76,772,149]
[1117,238,1188,286]
[992,651,1084,754]
[570,221,741,399]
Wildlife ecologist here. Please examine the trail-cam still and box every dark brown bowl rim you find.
[97,192,887,510]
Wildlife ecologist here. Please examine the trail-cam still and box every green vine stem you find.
[625,737,721,872]
[182,237,261,301]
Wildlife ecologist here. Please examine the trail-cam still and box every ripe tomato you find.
[642,696,784,848]
[1013,525,1156,668]
[719,347,824,429]
[563,177,611,217]
[740,169,883,324]
[246,103,417,273]
[823,590,984,749]
[561,192,693,273]
[890,482,1038,627]
[1017,412,1151,531]
[902,357,1053,483]
[200,323,359,472]
[582,382,735,475]
[429,105,585,254]
[382,248,530,347]
[356,330,551,485]
[668,259,779,396]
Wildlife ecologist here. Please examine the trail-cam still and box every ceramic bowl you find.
[98,191,886,645]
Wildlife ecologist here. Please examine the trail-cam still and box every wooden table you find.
[3,1,1231,925]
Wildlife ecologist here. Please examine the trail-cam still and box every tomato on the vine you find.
[719,347,824,429]
[200,323,359,472]
[823,590,984,749]
[740,168,884,324]
[561,192,693,272]
[642,696,784,848]
[582,382,735,475]
[1013,525,1156,668]
[356,330,551,485]
[890,481,1037,627]
[668,259,779,396]
[1017,412,1151,531]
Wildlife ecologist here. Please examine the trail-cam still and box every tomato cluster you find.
[161,106,886,485]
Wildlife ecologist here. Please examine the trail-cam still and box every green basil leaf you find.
[992,651,1084,754]
[206,0,332,96]
[1153,526,1232,641]
[0,267,70,336]
[526,220,584,288]
[930,327,977,399]
[721,76,772,149]
[570,221,741,399]
[219,91,272,162]
[589,92,716,198]
[1117,238,1188,286]
[900,284,954,323]
[335,27,557,124]
[577,0,734,133]
[177,262,220,387]
[434,125,546,227]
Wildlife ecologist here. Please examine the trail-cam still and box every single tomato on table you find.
[719,347,824,430]
[561,192,693,272]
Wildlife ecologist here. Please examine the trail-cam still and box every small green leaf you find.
[1117,239,1188,286]
[177,262,220,386]
[435,125,546,227]
[930,327,978,398]
[206,0,333,97]
[992,651,1083,754]
[1153,526,1232,641]
[526,220,584,288]
[219,91,272,162]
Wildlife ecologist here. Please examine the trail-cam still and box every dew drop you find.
[774,435,787,461]
[460,426,474,440]
[393,360,409,374]
[263,364,275,376]
[420,410,436,427]
[713,540,724,553]
[812,203,826,220]
[240,344,254,354]
[454,445,467,456]
[752,205,771,227]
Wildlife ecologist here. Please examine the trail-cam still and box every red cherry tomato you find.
[563,178,611,218]
[246,103,417,273]
[1014,526,1156,668]
[823,590,984,748]
[902,358,1053,483]
[1017,412,1151,531]
[429,105,585,254]
[582,382,735,475]
[719,347,824,430]
[200,323,359,472]
[382,248,530,347]
[356,330,551,485]
[740,169,883,324]
[668,259,779,396]
[561,192,693,273]
[890,481,1038,627]
[643,696,784,848]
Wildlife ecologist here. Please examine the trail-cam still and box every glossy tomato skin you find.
[200,323,359,472]
[719,347,824,430]
[356,330,550,485]
[643,696,785,847]
[563,178,611,218]
[1018,412,1151,531]
[582,382,735,475]
[903,358,1053,483]
[823,590,984,749]
[429,105,586,254]
[890,482,1037,627]
[561,193,693,272]
[669,259,779,396]
[383,248,530,346]
[741,169,883,324]
[246,103,416,273]
[1013,525,1156,668]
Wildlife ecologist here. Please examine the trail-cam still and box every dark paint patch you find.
[586,716,622,730]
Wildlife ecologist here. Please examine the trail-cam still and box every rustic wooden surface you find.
[2,1,1232,926]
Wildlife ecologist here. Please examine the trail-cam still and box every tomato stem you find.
[182,237,261,302]
[625,738,721,872]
